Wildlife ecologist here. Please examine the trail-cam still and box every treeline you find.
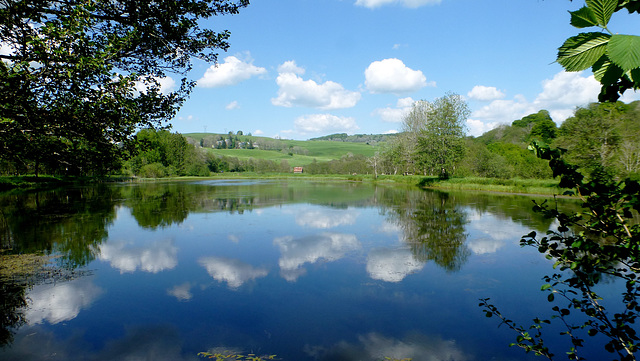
[309,133,396,143]
[2,101,638,181]
[373,99,640,181]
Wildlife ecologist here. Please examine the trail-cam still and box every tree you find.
[481,1,640,359]
[415,93,470,178]
[557,0,640,101]
[0,0,249,175]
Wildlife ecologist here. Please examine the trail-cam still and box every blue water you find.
[0,180,621,360]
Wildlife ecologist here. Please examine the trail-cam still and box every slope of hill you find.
[182,133,381,167]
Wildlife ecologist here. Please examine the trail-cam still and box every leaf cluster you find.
[482,140,640,360]
[558,0,640,101]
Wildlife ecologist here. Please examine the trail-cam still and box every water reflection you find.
[25,278,102,325]
[0,185,118,268]
[167,282,193,302]
[199,256,268,289]
[293,208,359,229]
[0,180,580,359]
[98,238,178,273]
[308,332,470,361]
[366,248,424,283]
[274,233,361,281]
[381,190,469,272]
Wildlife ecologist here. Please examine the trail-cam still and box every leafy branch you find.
[557,0,640,101]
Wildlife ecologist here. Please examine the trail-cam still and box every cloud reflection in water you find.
[274,232,361,281]
[25,278,103,325]
[366,248,424,282]
[98,239,178,273]
[198,257,268,289]
[294,209,359,229]
[306,332,470,361]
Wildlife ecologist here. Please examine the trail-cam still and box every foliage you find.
[557,0,640,101]
[125,129,209,177]
[481,140,640,360]
[197,351,277,361]
[554,101,640,179]
[0,0,248,176]
[380,93,469,177]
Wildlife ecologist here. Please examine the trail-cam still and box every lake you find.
[0,179,611,360]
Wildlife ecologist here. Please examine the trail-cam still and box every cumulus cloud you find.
[199,256,268,289]
[294,114,359,135]
[26,278,103,325]
[467,85,505,101]
[274,233,361,281]
[135,76,177,95]
[467,71,608,137]
[278,60,305,75]
[366,248,424,282]
[98,239,178,274]
[365,58,432,94]
[226,100,240,110]
[355,0,442,9]
[373,97,415,123]
[272,61,361,109]
[295,208,359,228]
[197,55,267,88]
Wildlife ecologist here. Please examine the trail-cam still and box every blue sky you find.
[167,0,639,139]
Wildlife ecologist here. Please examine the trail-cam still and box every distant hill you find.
[182,132,382,167]
[308,133,397,143]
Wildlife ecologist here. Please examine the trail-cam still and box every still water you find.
[0,179,600,360]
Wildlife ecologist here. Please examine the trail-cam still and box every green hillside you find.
[182,133,381,167]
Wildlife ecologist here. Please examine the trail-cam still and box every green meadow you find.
[183,134,380,167]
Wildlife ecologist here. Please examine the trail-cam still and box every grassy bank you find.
[0,173,564,196]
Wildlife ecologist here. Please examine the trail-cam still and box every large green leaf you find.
[570,6,599,28]
[557,32,611,71]
[607,34,640,71]
[591,55,623,83]
[586,0,618,27]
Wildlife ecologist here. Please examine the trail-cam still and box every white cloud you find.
[384,129,399,134]
[366,248,424,282]
[135,76,177,95]
[197,55,267,88]
[365,58,432,94]
[534,71,600,107]
[274,233,361,281]
[199,256,268,289]
[278,60,305,75]
[468,70,605,137]
[373,97,415,123]
[253,129,264,135]
[26,278,102,325]
[467,85,505,101]
[226,100,240,110]
[620,89,640,103]
[98,239,178,274]
[466,118,501,137]
[272,65,361,109]
[355,0,442,9]
[294,114,359,134]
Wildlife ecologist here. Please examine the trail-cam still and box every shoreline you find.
[0,174,565,196]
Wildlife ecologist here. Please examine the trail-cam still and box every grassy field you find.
[183,133,380,166]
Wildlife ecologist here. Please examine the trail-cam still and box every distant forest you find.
[2,101,638,183]
[308,133,397,143]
